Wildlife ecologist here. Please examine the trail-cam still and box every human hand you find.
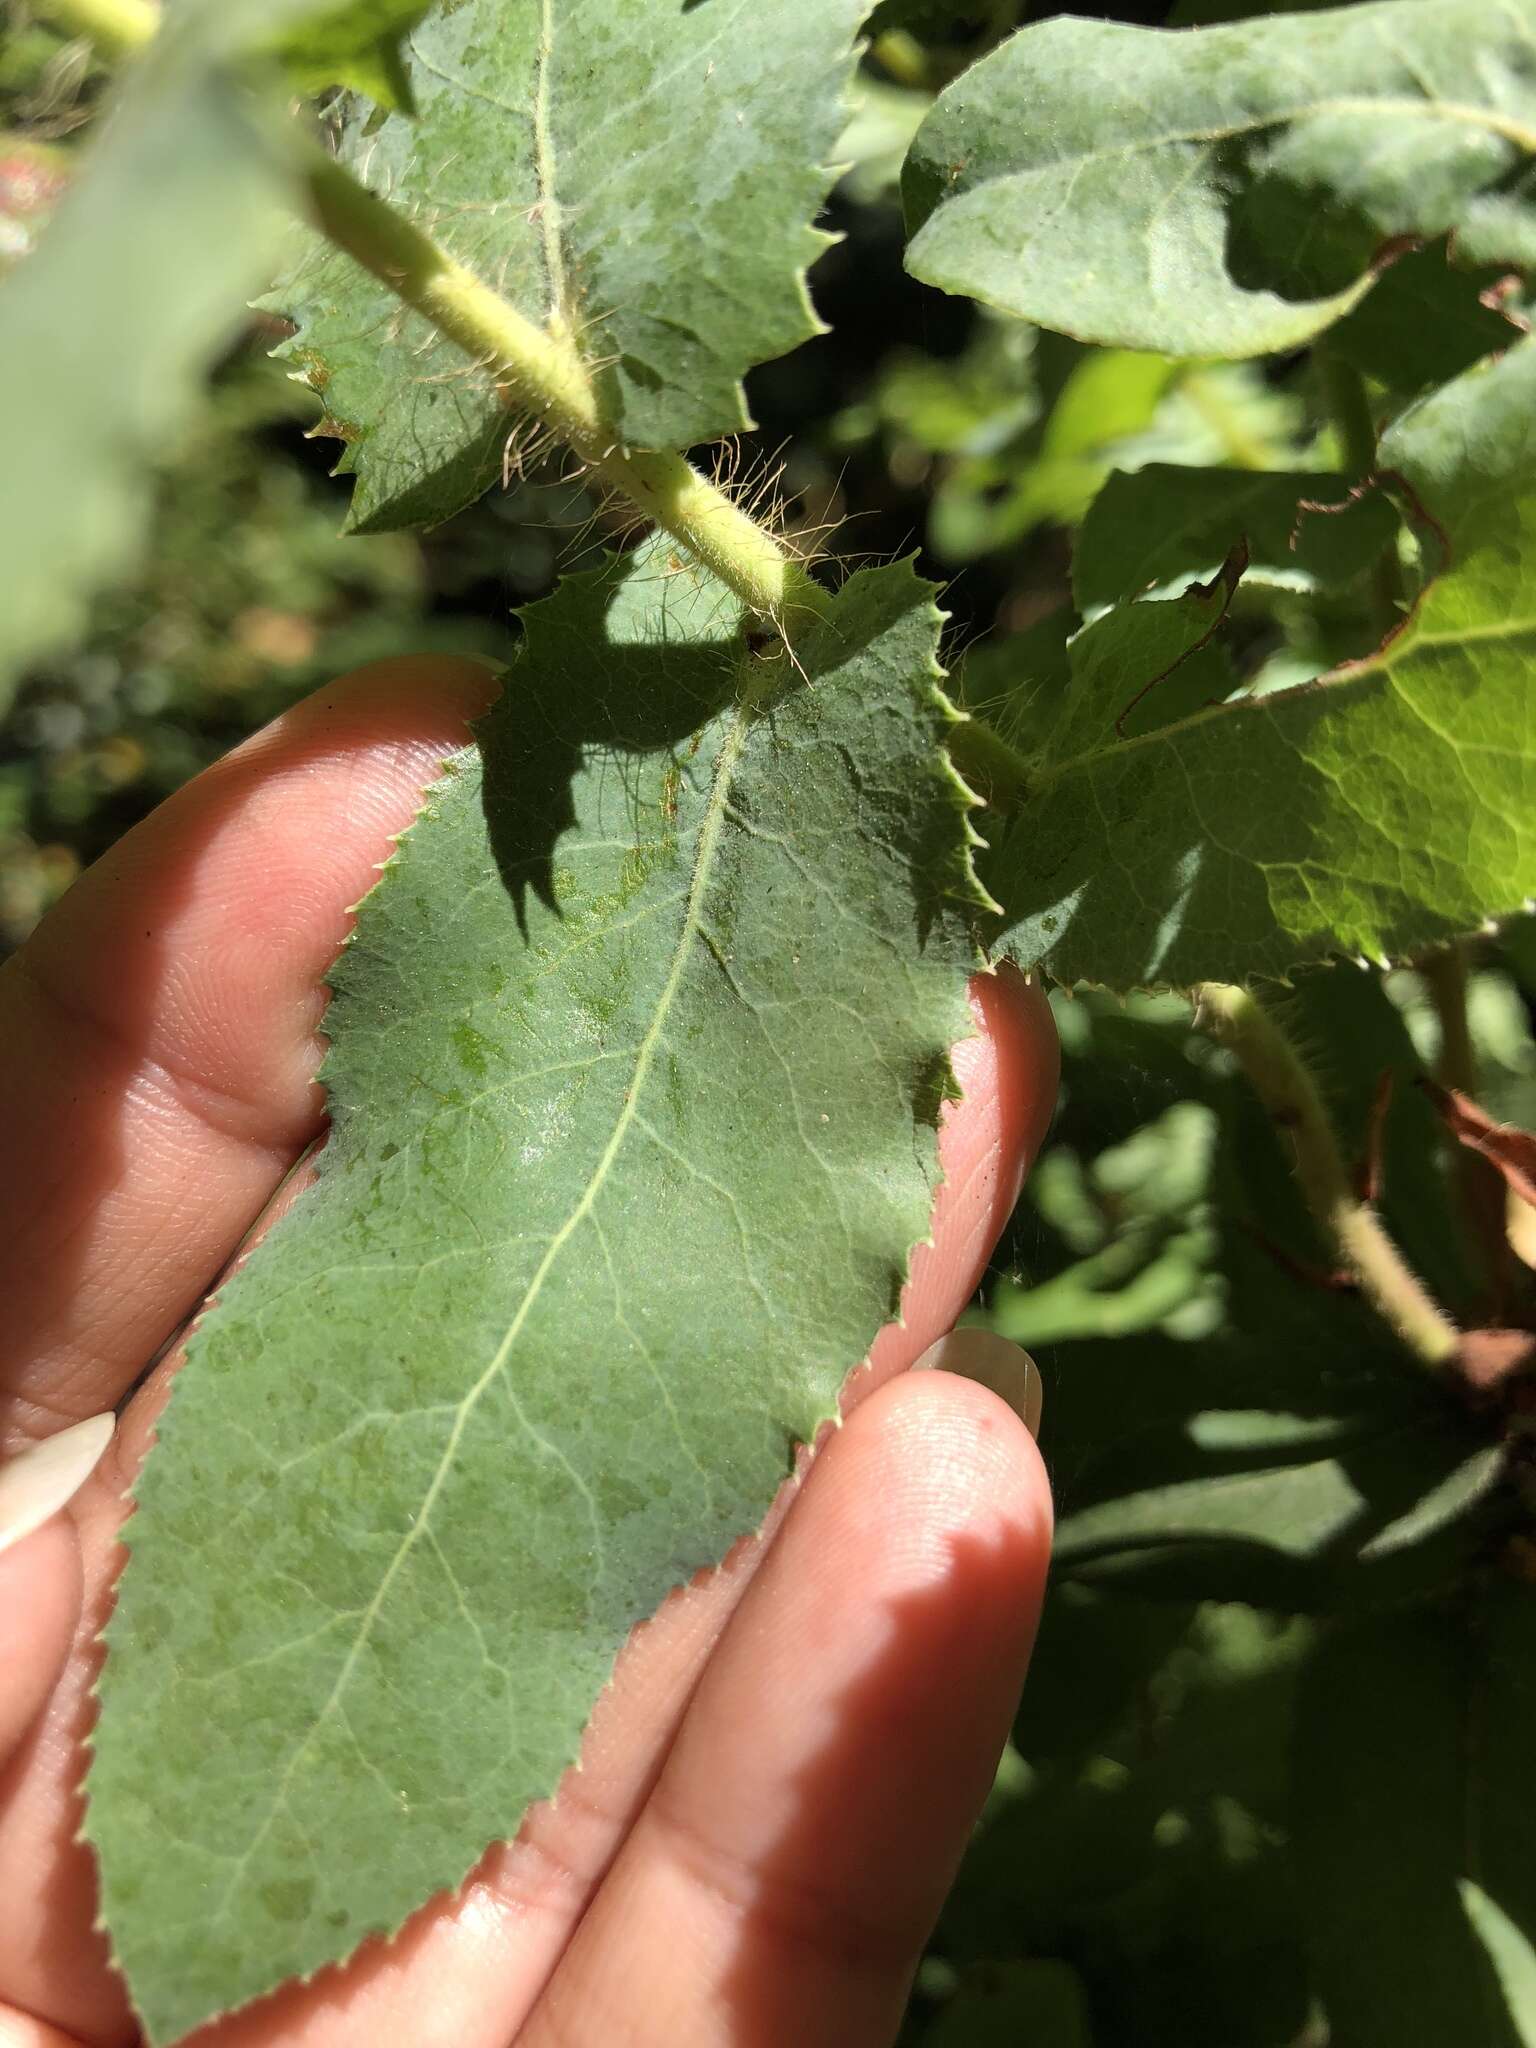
[0,659,1057,2048]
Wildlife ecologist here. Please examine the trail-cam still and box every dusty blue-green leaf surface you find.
[902,0,1536,358]
[87,549,983,2043]
[987,337,1536,990]
[270,0,870,531]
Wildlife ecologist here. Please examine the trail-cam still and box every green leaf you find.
[1294,1594,1536,2048]
[1001,984,1505,1612]
[269,0,870,532]
[1268,965,1481,1320]
[946,1596,1317,2044]
[270,1,434,109]
[1462,1884,1536,2048]
[87,549,984,2042]
[1325,242,1523,395]
[1074,467,1399,615]
[987,337,1536,990]
[902,0,1536,359]
[1049,576,1242,765]
[0,1,303,715]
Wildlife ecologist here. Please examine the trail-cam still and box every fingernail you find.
[0,1414,115,1558]
[913,1330,1042,1439]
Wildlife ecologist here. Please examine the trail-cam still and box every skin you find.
[0,658,1059,2048]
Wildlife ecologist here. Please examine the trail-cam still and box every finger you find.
[0,658,497,1454]
[10,970,1054,2048]
[852,962,1056,1412]
[522,1368,1051,2048]
[0,1419,113,1766]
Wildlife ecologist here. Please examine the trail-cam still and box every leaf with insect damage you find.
[266,0,870,532]
[86,546,986,2043]
[985,337,1536,991]
[902,0,1536,360]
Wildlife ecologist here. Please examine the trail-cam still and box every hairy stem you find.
[306,156,812,624]
[29,0,156,56]
[1197,981,1461,1370]
[38,0,1028,796]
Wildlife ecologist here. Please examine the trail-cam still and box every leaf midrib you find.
[210,704,752,1923]
[533,0,571,330]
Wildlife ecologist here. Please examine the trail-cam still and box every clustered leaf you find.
[902,0,1536,360]
[87,547,985,2043]
[269,0,871,531]
[987,338,1536,989]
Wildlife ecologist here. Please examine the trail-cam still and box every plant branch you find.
[304,156,811,624]
[1197,981,1461,1370]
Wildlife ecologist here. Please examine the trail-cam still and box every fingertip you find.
[839,1361,1053,1582]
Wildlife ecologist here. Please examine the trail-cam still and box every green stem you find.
[39,0,1032,792]
[1314,349,1378,481]
[1314,347,1404,631]
[305,155,811,624]
[31,0,809,624]
[29,0,156,57]
[1197,982,1461,1371]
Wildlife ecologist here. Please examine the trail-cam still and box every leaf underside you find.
[988,338,1536,990]
[901,0,1536,359]
[268,0,870,532]
[86,550,984,2044]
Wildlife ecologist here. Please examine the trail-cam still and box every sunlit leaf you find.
[87,548,984,2040]
[903,0,1536,358]
[987,339,1536,989]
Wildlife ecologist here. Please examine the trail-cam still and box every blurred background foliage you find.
[6,0,1536,2041]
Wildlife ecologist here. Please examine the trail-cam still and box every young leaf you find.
[269,0,870,532]
[269,0,435,108]
[87,550,985,2042]
[0,0,307,715]
[902,0,1536,359]
[1074,468,1399,615]
[987,338,1536,990]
